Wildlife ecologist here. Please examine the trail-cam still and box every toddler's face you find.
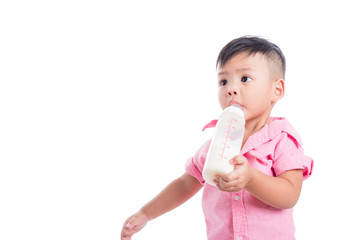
[217,52,281,123]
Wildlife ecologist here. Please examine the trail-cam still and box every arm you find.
[141,172,203,220]
[214,156,303,209]
[121,173,202,239]
[245,168,303,209]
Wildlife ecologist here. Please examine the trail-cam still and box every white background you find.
[1,0,358,239]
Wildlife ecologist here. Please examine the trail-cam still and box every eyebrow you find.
[218,67,255,76]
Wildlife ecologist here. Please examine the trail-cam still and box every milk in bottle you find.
[202,105,245,186]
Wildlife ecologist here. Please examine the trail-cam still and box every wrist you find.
[139,208,151,221]
[245,167,256,190]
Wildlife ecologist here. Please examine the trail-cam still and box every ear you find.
[272,79,285,103]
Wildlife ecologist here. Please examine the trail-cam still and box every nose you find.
[227,85,239,96]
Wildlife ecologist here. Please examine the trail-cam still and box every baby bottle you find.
[203,105,245,186]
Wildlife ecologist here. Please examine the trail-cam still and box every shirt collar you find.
[202,117,302,154]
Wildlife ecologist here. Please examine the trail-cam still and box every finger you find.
[126,215,139,230]
[230,155,246,165]
[220,166,242,182]
[123,216,133,229]
[215,176,226,191]
[217,178,242,192]
[218,176,236,189]
[121,227,134,239]
[215,180,226,192]
[125,221,133,229]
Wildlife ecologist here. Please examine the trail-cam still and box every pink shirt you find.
[185,117,313,240]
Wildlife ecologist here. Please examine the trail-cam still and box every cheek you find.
[218,90,227,108]
[242,91,268,109]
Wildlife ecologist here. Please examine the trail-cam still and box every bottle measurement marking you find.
[219,119,237,161]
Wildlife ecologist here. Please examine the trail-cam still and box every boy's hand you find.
[214,155,253,192]
[121,210,149,240]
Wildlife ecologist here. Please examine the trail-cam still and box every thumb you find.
[124,211,149,232]
[230,155,246,166]
[125,216,137,229]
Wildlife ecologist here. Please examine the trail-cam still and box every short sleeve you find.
[272,132,313,180]
[185,139,211,184]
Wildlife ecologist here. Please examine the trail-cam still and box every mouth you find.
[228,100,243,110]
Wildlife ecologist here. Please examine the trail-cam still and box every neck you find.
[242,115,271,148]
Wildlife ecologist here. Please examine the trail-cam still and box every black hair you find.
[216,36,286,79]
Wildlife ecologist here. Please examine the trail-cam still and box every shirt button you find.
[234,195,240,201]
[237,237,242,240]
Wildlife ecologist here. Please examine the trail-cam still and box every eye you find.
[241,76,252,83]
[219,79,227,86]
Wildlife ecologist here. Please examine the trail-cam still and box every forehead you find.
[217,52,270,75]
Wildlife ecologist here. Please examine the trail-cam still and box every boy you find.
[121,36,313,240]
